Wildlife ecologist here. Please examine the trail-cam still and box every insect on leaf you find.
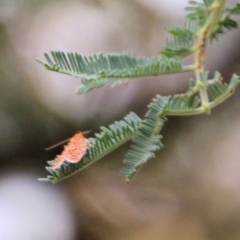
[52,132,90,169]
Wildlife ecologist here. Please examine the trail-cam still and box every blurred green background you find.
[1,0,240,239]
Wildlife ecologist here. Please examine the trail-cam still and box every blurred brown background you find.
[1,0,240,239]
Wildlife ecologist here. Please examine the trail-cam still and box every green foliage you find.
[38,0,240,183]
[37,52,185,93]
[121,96,168,183]
[42,112,141,183]
[161,20,197,58]
[211,3,240,39]
[185,0,213,27]
[185,1,240,41]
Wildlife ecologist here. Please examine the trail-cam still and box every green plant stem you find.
[194,0,227,112]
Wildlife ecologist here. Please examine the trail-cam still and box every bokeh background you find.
[1,0,240,239]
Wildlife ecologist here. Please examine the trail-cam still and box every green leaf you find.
[164,94,201,115]
[211,17,238,40]
[37,51,185,93]
[41,112,141,183]
[226,3,240,15]
[210,3,240,40]
[161,20,198,58]
[121,95,168,183]
[186,0,211,27]
[207,73,240,105]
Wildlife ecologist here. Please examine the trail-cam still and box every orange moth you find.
[46,131,90,170]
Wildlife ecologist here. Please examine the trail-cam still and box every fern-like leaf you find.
[165,73,240,115]
[121,95,168,183]
[207,73,240,106]
[40,112,141,183]
[164,94,201,116]
[211,3,240,40]
[37,51,185,93]
[161,20,198,58]
[185,0,212,27]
